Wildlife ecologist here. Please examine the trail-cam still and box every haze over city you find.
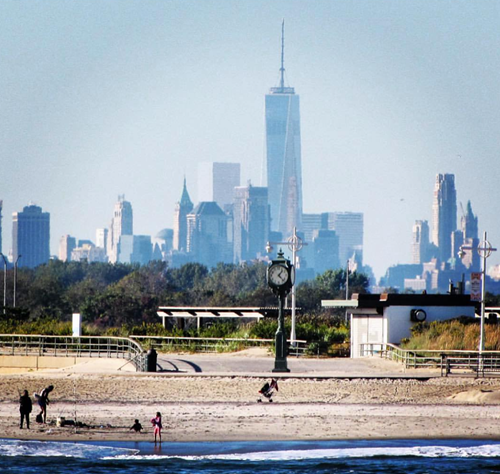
[2,1,500,279]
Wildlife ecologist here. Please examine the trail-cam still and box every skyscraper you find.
[432,173,457,262]
[233,185,270,263]
[186,202,231,268]
[59,235,76,262]
[12,204,50,268]
[173,178,193,252]
[0,200,2,256]
[198,163,240,211]
[265,22,302,238]
[326,212,364,267]
[107,195,133,263]
[411,220,430,264]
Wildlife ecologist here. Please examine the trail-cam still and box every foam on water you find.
[0,439,138,459]
[108,444,500,462]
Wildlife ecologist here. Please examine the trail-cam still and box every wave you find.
[108,444,500,462]
[0,440,138,459]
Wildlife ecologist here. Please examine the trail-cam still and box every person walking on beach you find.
[151,412,162,444]
[19,390,32,429]
[36,385,54,424]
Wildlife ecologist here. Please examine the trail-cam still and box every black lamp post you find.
[267,249,295,373]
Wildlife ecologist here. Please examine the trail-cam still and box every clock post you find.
[267,250,295,373]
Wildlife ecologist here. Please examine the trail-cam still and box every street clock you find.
[267,250,294,296]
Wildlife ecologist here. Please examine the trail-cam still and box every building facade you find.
[312,229,340,275]
[12,204,50,268]
[59,235,76,262]
[173,178,194,252]
[198,163,240,211]
[265,23,302,238]
[233,185,270,263]
[326,212,364,267]
[411,220,430,264]
[432,173,457,262]
[0,200,2,256]
[107,196,133,263]
[186,202,231,268]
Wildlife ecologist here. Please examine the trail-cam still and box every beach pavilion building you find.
[323,293,477,358]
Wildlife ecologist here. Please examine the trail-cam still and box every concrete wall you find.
[0,356,93,370]
[386,305,475,345]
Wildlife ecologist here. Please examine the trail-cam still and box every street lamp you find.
[13,255,22,308]
[459,231,497,355]
[265,227,306,345]
[0,253,7,315]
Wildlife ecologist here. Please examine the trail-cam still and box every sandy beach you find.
[3,359,500,442]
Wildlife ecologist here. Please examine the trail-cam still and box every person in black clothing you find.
[129,419,143,432]
[19,390,32,429]
[36,385,54,424]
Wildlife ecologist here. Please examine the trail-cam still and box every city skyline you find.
[2,1,500,278]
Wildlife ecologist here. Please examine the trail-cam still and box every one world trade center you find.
[264,21,303,238]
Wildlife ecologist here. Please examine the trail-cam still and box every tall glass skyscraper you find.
[265,22,302,238]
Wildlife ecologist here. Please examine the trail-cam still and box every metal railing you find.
[131,335,308,357]
[361,342,500,377]
[0,334,148,372]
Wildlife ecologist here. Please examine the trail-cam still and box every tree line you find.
[0,260,369,330]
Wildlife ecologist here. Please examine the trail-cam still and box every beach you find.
[2,359,500,442]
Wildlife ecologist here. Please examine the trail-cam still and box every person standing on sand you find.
[151,412,162,444]
[36,385,54,424]
[19,390,32,429]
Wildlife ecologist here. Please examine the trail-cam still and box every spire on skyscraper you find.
[279,19,285,91]
[180,176,193,208]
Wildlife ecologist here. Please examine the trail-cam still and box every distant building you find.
[432,173,457,262]
[301,213,328,242]
[12,204,50,268]
[198,163,240,211]
[312,229,339,275]
[233,185,270,263]
[118,235,152,265]
[95,228,108,253]
[187,202,232,268]
[59,235,76,262]
[71,243,107,263]
[173,178,194,252]
[107,195,133,263]
[411,220,430,264]
[326,212,364,267]
[153,228,173,261]
[265,22,302,238]
[0,199,2,256]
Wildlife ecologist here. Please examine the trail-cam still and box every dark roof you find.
[352,293,477,308]
[191,202,225,216]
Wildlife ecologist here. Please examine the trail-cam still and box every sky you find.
[2,0,500,279]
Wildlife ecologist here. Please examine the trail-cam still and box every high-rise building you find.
[118,235,152,265]
[432,173,457,262]
[301,213,328,242]
[107,195,133,263]
[411,220,430,264]
[12,204,50,268]
[173,178,194,252]
[233,185,270,263]
[96,228,108,253]
[0,200,2,256]
[313,229,340,275]
[326,212,364,267]
[59,235,76,262]
[265,22,302,238]
[461,200,478,241]
[198,163,240,211]
[186,202,231,268]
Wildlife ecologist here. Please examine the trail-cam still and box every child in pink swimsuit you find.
[151,412,162,444]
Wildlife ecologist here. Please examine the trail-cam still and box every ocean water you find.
[2,438,500,473]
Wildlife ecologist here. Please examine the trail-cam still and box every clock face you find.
[269,264,289,286]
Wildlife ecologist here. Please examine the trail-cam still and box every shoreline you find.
[1,373,500,443]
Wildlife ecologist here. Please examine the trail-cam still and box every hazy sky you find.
[2,0,500,279]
